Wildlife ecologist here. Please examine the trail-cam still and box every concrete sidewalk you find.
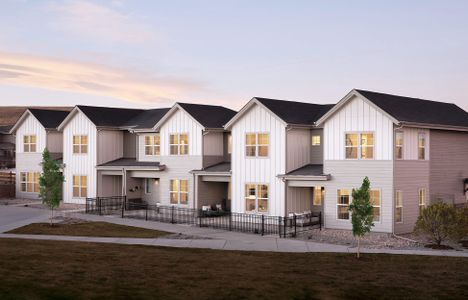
[1,206,467,257]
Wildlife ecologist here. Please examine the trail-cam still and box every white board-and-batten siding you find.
[323,95,395,232]
[231,103,286,216]
[63,111,97,204]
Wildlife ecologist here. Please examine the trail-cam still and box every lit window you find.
[144,135,160,156]
[20,172,40,193]
[345,133,374,159]
[170,133,189,155]
[72,175,87,198]
[23,135,37,152]
[395,190,403,223]
[73,135,88,154]
[312,135,321,146]
[418,133,426,160]
[313,186,323,206]
[245,133,269,157]
[418,188,426,215]
[145,178,153,194]
[337,189,350,220]
[170,179,188,205]
[370,190,381,222]
[395,131,403,159]
[345,134,358,159]
[245,184,268,213]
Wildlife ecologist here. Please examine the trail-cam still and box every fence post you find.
[145,204,148,221]
[171,205,175,224]
[98,197,102,216]
[229,212,232,231]
[319,211,322,231]
[198,211,202,227]
[293,214,297,237]
[261,214,265,236]
[278,216,282,238]
[121,197,124,218]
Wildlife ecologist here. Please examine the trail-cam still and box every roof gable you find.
[10,108,70,133]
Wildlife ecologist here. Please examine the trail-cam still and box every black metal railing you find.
[84,196,321,238]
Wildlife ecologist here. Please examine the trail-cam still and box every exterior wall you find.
[142,178,160,203]
[286,128,310,173]
[197,178,228,208]
[202,131,224,168]
[223,132,231,162]
[394,160,430,234]
[98,174,123,197]
[63,112,98,204]
[123,131,137,158]
[15,115,46,200]
[310,128,324,164]
[231,103,286,216]
[429,129,468,205]
[286,186,312,214]
[97,130,123,165]
[398,127,430,160]
[46,131,63,153]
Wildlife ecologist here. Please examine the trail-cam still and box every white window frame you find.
[418,133,426,160]
[395,131,404,159]
[244,183,269,213]
[418,188,426,215]
[170,179,189,205]
[23,135,37,153]
[144,134,160,156]
[72,175,87,198]
[19,171,40,193]
[245,133,269,158]
[337,189,351,220]
[169,133,189,155]
[395,190,403,223]
[312,135,321,146]
[72,135,88,154]
[370,189,381,223]
[345,132,375,160]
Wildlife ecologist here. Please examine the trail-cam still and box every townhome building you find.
[10,109,70,199]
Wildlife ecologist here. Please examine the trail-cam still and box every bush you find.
[453,205,468,241]
[414,202,458,246]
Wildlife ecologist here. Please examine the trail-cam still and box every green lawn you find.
[0,239,467,300]
[7,221,169,238]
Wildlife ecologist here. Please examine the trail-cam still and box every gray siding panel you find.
[310,129,324,164]
[429,129,468,205]
[286,128,310,173]
[197,178,228,208]
[123,132,137,158]
[394,160,430,234]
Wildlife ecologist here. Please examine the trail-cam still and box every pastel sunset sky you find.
[1,0,468,111]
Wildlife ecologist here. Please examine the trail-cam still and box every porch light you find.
[154,179,160,185]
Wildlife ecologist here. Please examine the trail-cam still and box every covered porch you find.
[192,162,231,212]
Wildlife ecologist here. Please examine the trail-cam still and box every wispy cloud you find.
[0,51,203,104]
[48,0,154,43]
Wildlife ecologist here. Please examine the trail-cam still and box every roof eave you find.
[277,174,331,181]
[400,121,468,132]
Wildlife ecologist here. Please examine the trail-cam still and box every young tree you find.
[349,177,375,258]
[415,202,458,246]
[39,148,64,226]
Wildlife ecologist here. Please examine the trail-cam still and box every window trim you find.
[19,171,40,193]
[169,133,189,156]
[244,183,269,214]
[418,132,426,160]
[72,175,87,198]
[344,132,375,160]
[395,131,404,160]
[144,134,160,156]
[336,189,351,220]
[418,188,426,214]
[72,135,88,154]
[245,132,269,158]
[395,190,403,223]
[370,189,382,223]
[23,135,37,153]
[312,135,321,146]
[169,179,189,205]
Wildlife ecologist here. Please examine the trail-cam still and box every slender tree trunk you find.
[357,236,361,259]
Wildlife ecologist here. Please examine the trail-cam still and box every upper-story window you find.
[345,133,374,159]
[145,135,160,156]
[23,135,37,152]
[73,135,88,154]
[395,131,403,159]
[418,133,426,160]
[246,133,269,157]
[312,135,321,146]
[170,133,188,155]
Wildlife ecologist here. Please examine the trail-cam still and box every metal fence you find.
[85,196,321,238]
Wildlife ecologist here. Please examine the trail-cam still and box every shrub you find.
[414,202,458,246]
[453,205,468,241]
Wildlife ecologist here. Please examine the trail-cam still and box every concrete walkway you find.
[1,205,468,257]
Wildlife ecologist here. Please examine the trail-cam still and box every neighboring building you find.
[316,89,468,233]
[9,109,70,199]
[0,125,15,169]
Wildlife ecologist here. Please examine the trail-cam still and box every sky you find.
[0,0,467,111]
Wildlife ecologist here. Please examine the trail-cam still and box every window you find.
[395,190,403,223]
[170,179,188,205]
[313,186,323,206]
[144,135,160,156]
[418,133,426,160]
[23,135,37,152]
[245,133,269,157]
[227,134,232,154]
[20,172,40,193]
[345,133,374,159]
[170,133,189,155]
[370,190,381,222]
[72,175,87,198]
[145,178,153,194]
[245,184,268,213]
[395,131,403,159]
[418,188,426,215]
[337,189,350,220]
[312,135,321,146]
[73,135,88,154]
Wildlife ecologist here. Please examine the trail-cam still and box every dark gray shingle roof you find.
[98,157,162,167]
[285,164,325,176]
[178,103,237,128]
[202,162,231,173]
[77,106,145,127]
[124,108,171,129]
[255,97,334,125]
[29,109,70,129]
[356,89,468,128]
